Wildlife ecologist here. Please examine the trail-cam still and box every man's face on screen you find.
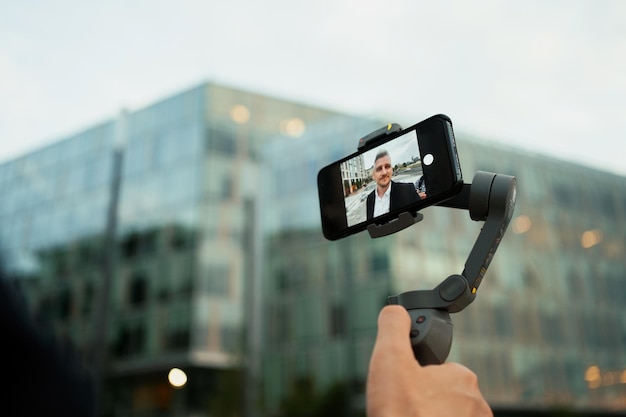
[373,155,392,190]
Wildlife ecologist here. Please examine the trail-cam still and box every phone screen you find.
[342,129,425,227]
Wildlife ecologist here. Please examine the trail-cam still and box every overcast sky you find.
[1,0,625,175]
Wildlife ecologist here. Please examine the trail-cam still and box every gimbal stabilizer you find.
[360,124,517,365]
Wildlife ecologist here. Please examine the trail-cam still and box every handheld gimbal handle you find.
[406,308,453,366]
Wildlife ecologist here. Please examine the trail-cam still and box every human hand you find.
[366,305,492,417]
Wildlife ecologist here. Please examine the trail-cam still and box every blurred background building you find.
[0,82,624,416]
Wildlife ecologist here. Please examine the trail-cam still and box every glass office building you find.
[0,82,624,416]
[0,83,363,416]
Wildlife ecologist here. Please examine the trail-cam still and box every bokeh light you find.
[585,365,601,389]
[512,215,531,234]
[168,368,188,388]
[280,118,306,137]
[581,229,603,248]
[230,105,250,124]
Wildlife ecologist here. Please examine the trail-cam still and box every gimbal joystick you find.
[359,124,517,365]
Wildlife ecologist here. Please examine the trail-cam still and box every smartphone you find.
[317,114,463,240]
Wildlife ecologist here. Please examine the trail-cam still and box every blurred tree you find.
[208,369,244,417]
[277,376,319,417]
[275,377,364,417]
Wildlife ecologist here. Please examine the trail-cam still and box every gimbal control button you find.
[439,275,467,301]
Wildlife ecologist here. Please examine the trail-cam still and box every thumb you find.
[372,305,418,365]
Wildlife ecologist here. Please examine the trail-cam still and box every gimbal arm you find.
[386,171,517,364]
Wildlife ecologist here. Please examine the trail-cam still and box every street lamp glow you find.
[168,368,188,388]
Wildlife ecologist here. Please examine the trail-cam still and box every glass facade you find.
[0,82,625,416]
[0,82,362,416]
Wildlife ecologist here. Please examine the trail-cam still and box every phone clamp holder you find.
[358,124,517,365]
[358,123,403,150]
